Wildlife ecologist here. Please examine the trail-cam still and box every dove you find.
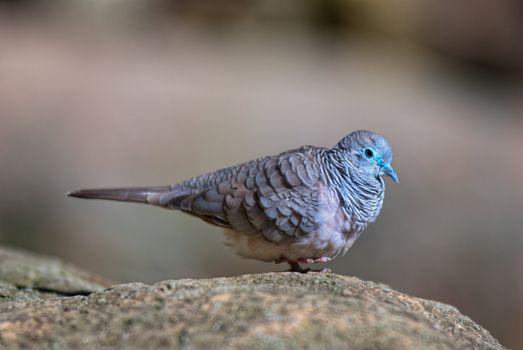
[68,130,398,272]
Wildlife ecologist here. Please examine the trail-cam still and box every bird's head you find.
[334,130,399,184]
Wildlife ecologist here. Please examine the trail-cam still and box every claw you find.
[286,262,331,273]
[317,257,331,263]
[298,257,331,264]
[287,262,309,273]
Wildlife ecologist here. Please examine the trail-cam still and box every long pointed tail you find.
[67,186,171,205]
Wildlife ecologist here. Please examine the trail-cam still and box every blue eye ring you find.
[364,148,374,158]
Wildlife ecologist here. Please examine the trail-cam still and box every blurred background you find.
[0,0,522,347]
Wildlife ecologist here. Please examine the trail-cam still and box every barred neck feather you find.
[321,149,385,230]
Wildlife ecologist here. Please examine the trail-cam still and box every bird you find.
[68,130,398,272]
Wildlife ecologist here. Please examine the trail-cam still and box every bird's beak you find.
[381,164,399,183]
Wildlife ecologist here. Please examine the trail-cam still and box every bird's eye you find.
[364,148,374,158]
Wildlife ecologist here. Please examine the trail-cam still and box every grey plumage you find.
[68,130,398,271]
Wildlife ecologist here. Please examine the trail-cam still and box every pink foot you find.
[286,262,331,273]
[281,257,332,273]
[299,257,332,264]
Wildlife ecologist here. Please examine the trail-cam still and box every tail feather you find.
[67,186,171,204]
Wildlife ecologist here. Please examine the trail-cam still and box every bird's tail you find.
[67,186,172,205]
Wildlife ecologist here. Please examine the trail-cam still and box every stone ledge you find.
[0,249,505,350]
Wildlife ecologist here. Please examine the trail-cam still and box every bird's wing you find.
[158,146,329,242]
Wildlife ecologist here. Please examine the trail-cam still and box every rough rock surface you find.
[0,245,111,301]
[0,246,505,349]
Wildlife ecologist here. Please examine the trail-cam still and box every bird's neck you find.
[322,149,385,230]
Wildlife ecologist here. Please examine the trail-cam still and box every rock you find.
[0,263,505,349]
[0,245,112,302]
